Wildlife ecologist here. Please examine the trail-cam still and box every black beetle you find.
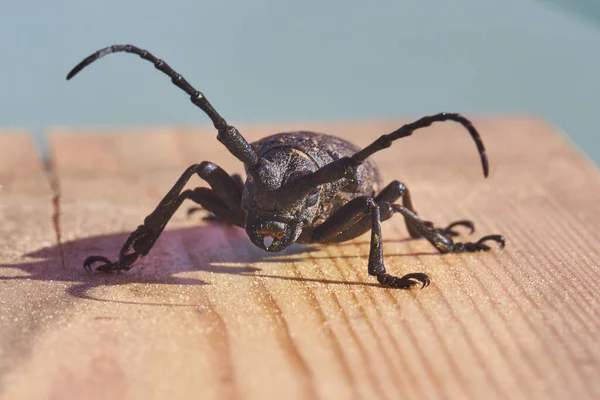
[68,44,505,289]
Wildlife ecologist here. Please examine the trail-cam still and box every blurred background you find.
[0,0,599,164]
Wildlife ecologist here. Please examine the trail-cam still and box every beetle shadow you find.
[0,224,438,305]
[0,225,289,305]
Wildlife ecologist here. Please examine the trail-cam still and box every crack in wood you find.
[42,156,65,270]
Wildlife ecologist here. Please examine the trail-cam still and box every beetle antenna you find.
[352,113,488,177]
[66,44,259,166]
[286,113,489,190]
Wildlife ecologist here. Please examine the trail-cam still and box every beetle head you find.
[242,149,321,252]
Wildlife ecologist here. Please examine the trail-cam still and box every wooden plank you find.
[0,132,58,394]
[1,119,599,399]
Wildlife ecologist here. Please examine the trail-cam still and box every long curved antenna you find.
[282,113,489,196]
[66,44,258,166]
[354,113,488,176]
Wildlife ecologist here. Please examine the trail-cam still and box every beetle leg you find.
[311,196,430,289]
[312,180,475,243]
[83,162,245,272]
[186,187,245,225]
[377,181,475,238]
[307,192,394,244]
[434,220,475,237]
[311,197,378,243]
[390,205,505,254]
[367,199,430,288]
[187,173,245,223]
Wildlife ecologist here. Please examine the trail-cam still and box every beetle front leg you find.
[367,199,430,289]
[84,187,241,272]
[311,197,430,289]
[84,162,245,272]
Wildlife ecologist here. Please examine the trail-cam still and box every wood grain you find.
[0,119,599,399]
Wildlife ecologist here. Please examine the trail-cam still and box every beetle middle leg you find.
[187,173,245,223]
[83,161,245,272]
[375,180,475,239]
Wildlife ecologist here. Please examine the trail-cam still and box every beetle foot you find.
[424,219,475,237]
[377,272,431,289]
[451,234,505,253]
[83,253,138,272]
[441,219,475,236]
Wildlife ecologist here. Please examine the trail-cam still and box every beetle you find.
[67,44,505,289]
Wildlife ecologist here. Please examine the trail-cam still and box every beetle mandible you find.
[67,44,505,289]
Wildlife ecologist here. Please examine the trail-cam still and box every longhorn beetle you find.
[67,44,505,290]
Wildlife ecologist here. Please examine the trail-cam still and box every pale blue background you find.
[1,0,599,164]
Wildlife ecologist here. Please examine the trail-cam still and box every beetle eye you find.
[306,192,319,207]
